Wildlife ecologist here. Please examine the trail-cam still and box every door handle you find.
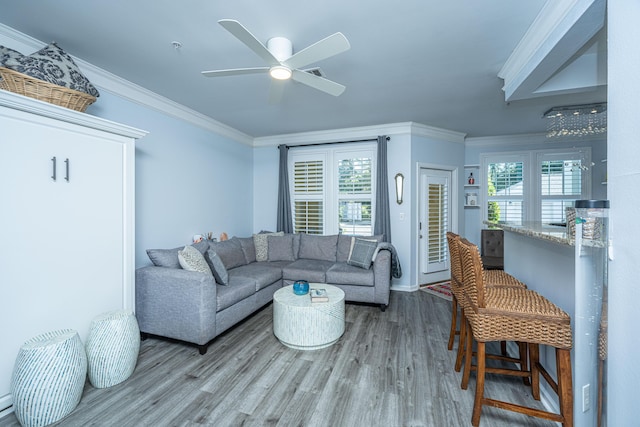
[51,156,57,181]
[64,158,70,182]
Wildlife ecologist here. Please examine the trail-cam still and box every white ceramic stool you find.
[85,310,140,388]
[11,329,87,427]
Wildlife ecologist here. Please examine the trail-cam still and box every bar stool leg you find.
[530,343,541,400]
[557,348,574,427]
[461,317,474,390]
[471,341,486,427]
[448,295,458,351]
[455,310,467,372]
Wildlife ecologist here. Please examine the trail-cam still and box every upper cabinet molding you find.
[498,0,606,102]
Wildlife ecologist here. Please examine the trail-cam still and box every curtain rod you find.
[278,136,390,149]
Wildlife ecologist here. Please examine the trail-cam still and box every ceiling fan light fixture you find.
[269,65,292,80]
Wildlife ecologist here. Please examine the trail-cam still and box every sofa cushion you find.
[326,262,375,287]
[208,238,246,269]
[4,42,100,97]
[178,246,212,275]
[298,234,338,261]
[336,234,383,262]
[347,238,378,269]
[230,263,283,291]
[216,280,256,312]
[146,240,209,268]
[237,237,256,264]
[268,234,295,261]
[253,231,284,262]
[204,249,229,285]
[282,258,334,283]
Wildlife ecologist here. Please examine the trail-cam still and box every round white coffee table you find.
[273,284,345,350]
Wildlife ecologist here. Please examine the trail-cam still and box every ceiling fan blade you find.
[218,19,280,66]
[268,80,285,104]
[291,69,346,96]
[284,32,350,70]
[201,67,268,77]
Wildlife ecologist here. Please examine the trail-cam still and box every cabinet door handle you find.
[51,156,57,181]
[64,158,70,182]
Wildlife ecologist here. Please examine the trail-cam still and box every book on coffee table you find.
[310,288,329,303]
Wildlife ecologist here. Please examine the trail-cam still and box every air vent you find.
[304,67,325,78]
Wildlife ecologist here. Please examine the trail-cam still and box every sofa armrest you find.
[372,249,392,306]
[135,266,218,346]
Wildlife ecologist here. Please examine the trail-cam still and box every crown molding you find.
[253,121,465,148]
[498,0,606,101]
[0,24,254,146]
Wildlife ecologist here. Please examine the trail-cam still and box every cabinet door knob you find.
[51,156,57,181]
[64,158,70,182]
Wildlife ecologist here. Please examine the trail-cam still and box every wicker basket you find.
[0,66,96,112]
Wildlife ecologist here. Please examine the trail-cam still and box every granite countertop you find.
[484,221,575,246]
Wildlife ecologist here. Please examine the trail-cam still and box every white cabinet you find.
[0,91,146,409]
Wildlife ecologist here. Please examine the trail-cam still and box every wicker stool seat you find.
[458,237,573,427]
[446,232,526,371]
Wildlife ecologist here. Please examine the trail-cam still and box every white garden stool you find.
[11,329,87,427]
[85,310,140,388]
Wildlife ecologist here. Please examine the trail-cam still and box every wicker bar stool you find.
[458,237,573,427]
[446,232,526,372]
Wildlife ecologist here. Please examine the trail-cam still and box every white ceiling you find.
[0,0,607,139]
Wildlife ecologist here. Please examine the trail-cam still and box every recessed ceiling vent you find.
[304,67,325,78]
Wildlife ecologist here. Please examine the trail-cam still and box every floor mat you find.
[420,281,452,301]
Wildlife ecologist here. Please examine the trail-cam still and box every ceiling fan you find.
[202,19,351,100]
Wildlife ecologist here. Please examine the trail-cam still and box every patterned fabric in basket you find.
[3,42,99,97]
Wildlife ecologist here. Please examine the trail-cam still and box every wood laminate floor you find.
[0,290,559,426]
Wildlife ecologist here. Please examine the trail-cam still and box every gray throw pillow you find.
[205,249,229,285]
[146,247,181,268]
[253,231,284,262]
[237,237,257,263]
[178,246,213,275]
[347,238,378,269]
[208,237,246,269]
[267,235,295,261]
[4,42,100,97]
[299,233,338,261]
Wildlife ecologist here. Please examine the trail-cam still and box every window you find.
[482,148,590,224]
[290,144,376,235]
[486,155,526,225]
[537,150,589,223]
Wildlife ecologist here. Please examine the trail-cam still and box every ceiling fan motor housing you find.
[267,37,293,61]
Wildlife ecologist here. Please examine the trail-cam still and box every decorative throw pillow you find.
[253,231,284,262]
[146,247,181,268]
[205,249,229,285]
[208,238,246,269]
[347,237,378,269]
[267,235,295,261]
[299,233,338,261]
[178,245,212,275]
[0,45,22,66]
[237,237,257,264]
[4,42,100,97]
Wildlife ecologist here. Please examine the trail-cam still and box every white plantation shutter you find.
[292,159,324,234]
[427,181,448,266]
[538,150,588,223]
[289,145,376,235]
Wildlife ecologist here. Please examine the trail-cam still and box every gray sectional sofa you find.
[135,232,392,354]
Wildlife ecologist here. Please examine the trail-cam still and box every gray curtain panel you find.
[277,144,293,233]
[374,135,391,242]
